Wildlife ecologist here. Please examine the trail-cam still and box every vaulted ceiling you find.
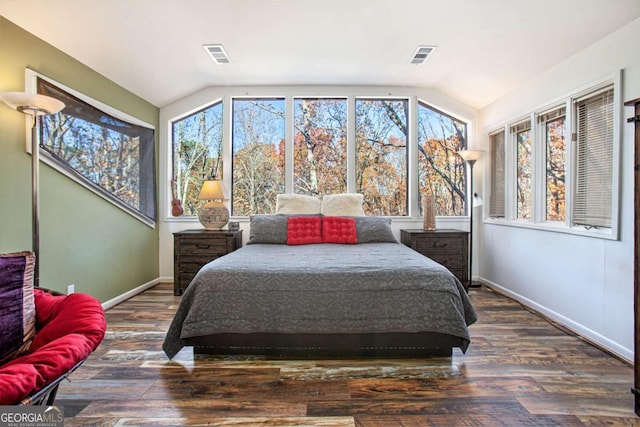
[2,0,639,108]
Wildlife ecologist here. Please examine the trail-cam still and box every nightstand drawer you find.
[178,238,231,255]
[178,255,220,273]
[174,229,242,296]
[428,253,465,270]
[414,236,465,254]
[400,229,469,290]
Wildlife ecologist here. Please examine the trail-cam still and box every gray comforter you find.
[163,242,477,358]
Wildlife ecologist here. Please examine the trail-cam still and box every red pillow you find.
[30,290,106,353]
[322,216,357,244]
[287,216,322,245]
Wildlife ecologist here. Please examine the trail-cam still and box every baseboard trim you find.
[480,278,633,365]
[102,278,161,311]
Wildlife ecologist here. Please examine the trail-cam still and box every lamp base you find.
[198,201,229,229]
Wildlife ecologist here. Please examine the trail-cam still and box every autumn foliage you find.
[173,97,470,217]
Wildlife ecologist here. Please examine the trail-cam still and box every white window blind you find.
[510,119,531,134]
[489,130,505,218]
[573,87,614,228]
[538,107,566,124]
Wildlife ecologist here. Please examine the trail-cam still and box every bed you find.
[163,214,477,359]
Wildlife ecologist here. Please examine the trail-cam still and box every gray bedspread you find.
[163,242,477,358]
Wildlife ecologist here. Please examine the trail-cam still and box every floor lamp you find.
[0,92,65,287]
[458,149,484,289]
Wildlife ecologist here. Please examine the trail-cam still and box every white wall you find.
[158,85,478,281]
[477,18,640,361]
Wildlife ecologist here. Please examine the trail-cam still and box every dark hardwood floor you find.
[57,283,637,426]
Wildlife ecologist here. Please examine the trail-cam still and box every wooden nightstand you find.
[173,229,243,296]
[400,229,469,290]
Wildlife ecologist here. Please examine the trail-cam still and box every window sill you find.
[483,217,617,241]
[164,214,468,223]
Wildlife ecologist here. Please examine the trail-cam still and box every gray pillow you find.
[247,214,289,244]
[354,216,398,243]
[248,214,397,244]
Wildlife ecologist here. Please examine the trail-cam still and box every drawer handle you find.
[433,242,448,248]
[196,244,211,249]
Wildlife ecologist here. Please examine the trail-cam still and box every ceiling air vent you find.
[204,44,230,64]
[410,46,436,65]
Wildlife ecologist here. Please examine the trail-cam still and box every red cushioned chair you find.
[0,287,106,405]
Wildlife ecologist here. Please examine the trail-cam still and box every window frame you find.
[355,96,410,216]
[483,72,621,240]
[509,117,533,222]
[26,69,157,228]
[416,101,468,217]
[537,105,568,224]
[488,128,506,219]
[171,98,224,217]
[572,86,616,229]
[292,97,348,198]
[164,90,473,222]
[231,96,286,215]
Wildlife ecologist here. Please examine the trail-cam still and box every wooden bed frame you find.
[185,331,464,358]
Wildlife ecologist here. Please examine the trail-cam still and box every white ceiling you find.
[2,0,639,109]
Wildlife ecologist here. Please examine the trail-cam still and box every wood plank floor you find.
[57,283,638,426]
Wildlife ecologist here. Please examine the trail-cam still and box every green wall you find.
[0,17,159,302]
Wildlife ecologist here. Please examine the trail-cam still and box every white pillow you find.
[321,193,365,216]
[275,194,322,214]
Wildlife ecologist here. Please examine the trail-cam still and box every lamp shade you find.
[197,180,228,229]
[198,180,224,201]
[458,149,484,163]
[0,92,65,116]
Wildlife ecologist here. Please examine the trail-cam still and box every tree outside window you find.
[355,99,408,216]
[544,114,566,221]
[293,98,347,196]
[417,102,466,216]
[514,121,532,220]
[486,80,618,236]
[38,77,156,223]
[170,94,478,219]
[232,98,285,215]
[171,101,223,216]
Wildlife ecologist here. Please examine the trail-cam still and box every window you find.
[486,76,619,239]
[293,98,347,196]
[540,107,566,222]
[573,87,614,228]
[37,77,156,225]
[355,98,408,216]
[168,92,472,219]
[512,120,532,220]
[417,102,467,216]
[232,98,286,215]
[489,130,505,218]
[172,101,223,216]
